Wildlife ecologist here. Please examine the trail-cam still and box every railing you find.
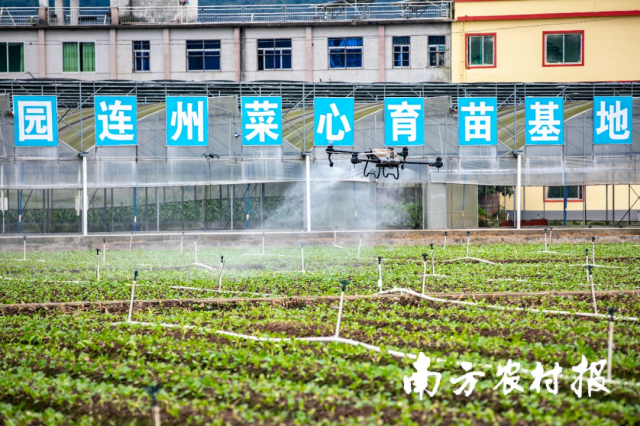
[48,8,112,26]
[0,7,39,26]
[0,2,452,26]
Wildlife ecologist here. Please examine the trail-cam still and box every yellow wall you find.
[452,0,640,82]
[501,185,640,212]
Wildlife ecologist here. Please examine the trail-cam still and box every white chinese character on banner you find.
[596,101,630,140]
[450,361,485,397]
[17,100,55,142]
[170,101,204,142]
[388,101,421,142]
[570,355,610,398]
[493,359,524,395]
[530,362,563,395]
[403,353,442,399]
[316,102,352,142]
[528,101,561,142]
[97,100,134,142]
[460,101,494,142]
[244,100,280,142]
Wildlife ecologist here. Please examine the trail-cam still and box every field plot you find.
[0,240,639,425]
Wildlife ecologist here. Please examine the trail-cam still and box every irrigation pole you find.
[127,271,139,323]
[335,280,349,338]
[96,249,100,282]
[180,231,184,253]
[421,253,427,295]
[588,265,597,314]
[300,242,305,273]
[103,238,106,263]
[607,307,615,382]
[23,236,26,261]
[357,233,362,259]
[591,236,596,265]
[194,237,198,264]
[262,232,265,255]
[515,153,521,230]
[443,231,447,250]
[377,256,383,291]
[305,153,311,232]
[129,231,133,251]
[82,155,88,236]
[218,256,225,291]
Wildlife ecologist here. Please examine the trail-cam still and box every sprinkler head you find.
[134,270,139,281]
[300,242,304,248]
[23,236,26,241]
[360,233,363,238]
[607,307,616,321]
[585,248,589,256]
[550,227,554,231]
[182,231,185,236]
[221,256,224,263]
[444,231,447,237]
[544,227,547,233]
[145,385,161,406]
[592,236,595,242]
[194,236,197,241]
[96,249,100,256]
[430,243,434,250]
[103,238,106,244]
[421,253,427,261]
[467,231,470,237]
[339,279,350,292]
[377,256,382,264]
[587,265,592,275]
[262,232,265,237]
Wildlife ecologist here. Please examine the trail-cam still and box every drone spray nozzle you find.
[400,147,409,158]
[433,157,444,168]
[350,152,360,165]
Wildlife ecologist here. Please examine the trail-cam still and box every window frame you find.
[186,40,221,72]
[428,35,446,68]
[542,30,584,67]
[465,33,496,69]
[132,40,150,73]
[328,37,364,70]
[61,41,96,74]
[543,186,585,202]
[0,42,24,73]
[257,38,292,71]
[392,36,410,69]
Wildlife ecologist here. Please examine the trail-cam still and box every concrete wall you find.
[44,29,112,79]
[0,30,39,78]
[0,22,451,82]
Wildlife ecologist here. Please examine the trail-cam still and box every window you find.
[466,34,495,68]
[545,186,583,201]
[0,43,23,73]
[62,42,95,73]
[392,36,410,68]
[428,36,445,67]
[133,41,150,72]
[328,37,363,69]
[544,31,583,66]
[257,39,291,70]
[186,40,221,72]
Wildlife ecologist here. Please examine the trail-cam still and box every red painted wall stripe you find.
[457,10,640,21]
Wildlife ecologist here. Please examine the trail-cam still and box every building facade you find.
[451,0,640,83]
[0,2,453,83]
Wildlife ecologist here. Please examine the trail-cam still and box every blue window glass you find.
[328,37,363,69]
[257,39,292,70]
[187,40,221,71]
[133,41,150,72]
[392,36,410,68]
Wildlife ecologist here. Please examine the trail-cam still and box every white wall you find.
[0,30,39,78]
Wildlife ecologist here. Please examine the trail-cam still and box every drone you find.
[326,145,443,180]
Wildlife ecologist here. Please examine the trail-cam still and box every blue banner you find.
[314,98,354,147]
[13,96,58,147]
[458,98,497,146]
[95,96,137,146]
[166,96,208,146]
[384,98,424,146]
[241,97,283,146]
[593,97,633,145]
[525,97,564,145]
